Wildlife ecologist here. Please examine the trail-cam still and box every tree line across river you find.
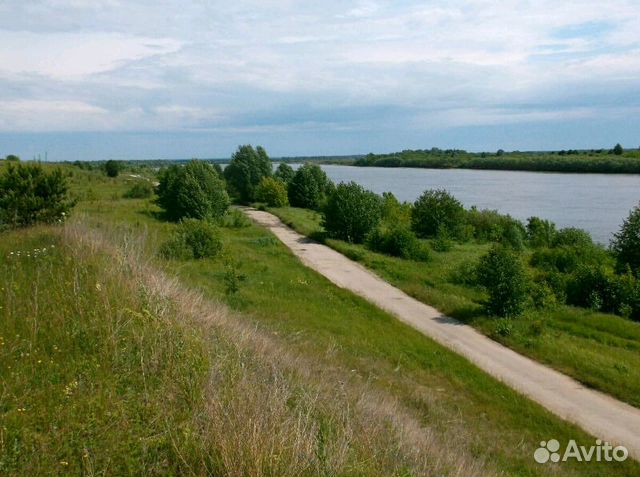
[3,144,640,322]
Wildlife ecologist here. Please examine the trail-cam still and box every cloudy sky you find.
[0,0,638,160]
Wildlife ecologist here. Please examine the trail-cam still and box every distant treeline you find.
[354,146,640,174]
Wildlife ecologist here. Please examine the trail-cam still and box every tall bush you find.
[527,217,556,248]
[0,162,75,228]
[156,160,229,221]
[323,181,382,243]
[411,189,465,238]
[223,145,272,202]
[274,163,295,184]
[288,163,332,210]
[104,160,122,178]
[255,177,289,207]
[476,246,528,317]
[611,203,640,274]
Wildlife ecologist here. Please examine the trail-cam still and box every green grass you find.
[269,206,640,409]
[3,166,640,475]
[0,226,210,475]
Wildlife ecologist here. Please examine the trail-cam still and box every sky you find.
[0,0,638,161]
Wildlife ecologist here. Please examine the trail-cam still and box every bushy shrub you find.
[566,264,615,312]
[219,208,252,228]
[255,177,289,207]
[288,163,332,210]
[274,163,295,184]
[527,217,556,248]
[0,162,76,228]
[431,225,454,252]
[530,238,605,275]
[501,223,525,250]
[476,246,528,317]
[380,192,412,226]
[159,219,223,260]
[156,160,229,221]
[322,181,381,243]
[466,207,525,244]
[411,189,465,238]
[611,203,640,274]
[553,227,593,248]
[5,154,20,161]
[223,145,272,202]
[104,160,122,178]
[367,224,429,261]
[123,181,154,199]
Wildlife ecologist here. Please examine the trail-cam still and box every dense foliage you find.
[611,203,640,274]
[159,219,223,260]
[274,162,295,184]
[0,162,75,228]
[288,163,333,210]
[156,160,229,221]
[411,189,465,238]
[223,145,272,202]
[104,160,123,178]
[354,146,640,173]
[476,246,528,317]
[255,177,289,207]
[323,181,382,243]
[123,181,154,199]
[367,224,429,261]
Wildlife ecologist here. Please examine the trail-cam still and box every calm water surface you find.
[311,165,640,244]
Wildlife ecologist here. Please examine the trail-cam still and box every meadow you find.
[1,161,639,475]
[269,206,640,408]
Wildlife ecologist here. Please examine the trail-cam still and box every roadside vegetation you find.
[354,144,640,173]
[268,178,640,408]
[2,153,640,475]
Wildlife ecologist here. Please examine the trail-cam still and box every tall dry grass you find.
[60,220,493,476]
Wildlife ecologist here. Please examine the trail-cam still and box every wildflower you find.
[60,461,69,466]
[95,283,102,292]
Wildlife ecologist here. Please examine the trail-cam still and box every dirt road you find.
[243,207,640,460]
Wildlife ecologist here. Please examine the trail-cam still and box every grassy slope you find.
[2,166,640,475]
[269,206,640,409]
[79,199,638,473]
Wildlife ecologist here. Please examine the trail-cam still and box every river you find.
[306,165,640,244]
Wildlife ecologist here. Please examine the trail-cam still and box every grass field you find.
[269,206,640,409]
[2,165,639,475]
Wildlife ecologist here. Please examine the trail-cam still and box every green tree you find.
[5,154,20,162]
[223,145,272,202]
[323,181,382,243]
[476,246,528,317]
[274,163,295,184]
[611,203,640,273]
[613,143,624,155]
[287,163,332,210]
[104,160,122,178]
[255,176,289,207]
[526,217,556,248]
[411,189,465,238]
[156,160,229,221]
[0,162,76,227]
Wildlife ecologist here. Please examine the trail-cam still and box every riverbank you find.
[268,206,640,409]
[353,148,640,174]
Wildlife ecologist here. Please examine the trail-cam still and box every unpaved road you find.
[243,207,640,460]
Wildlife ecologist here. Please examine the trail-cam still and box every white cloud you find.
[0,0,638,134]
[0,31,181,78]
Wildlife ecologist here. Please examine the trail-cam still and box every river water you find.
[308,165,640,244]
